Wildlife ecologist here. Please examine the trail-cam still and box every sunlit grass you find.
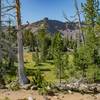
[24,52,57,82]
[24,52,74,82]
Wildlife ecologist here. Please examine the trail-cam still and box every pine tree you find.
[94,14,100,66]
[33,47,40,66]
[82,0,100,65]
[74,0,100,80]
[82,0,99,27]
[37,29,48,62]
[23,29,36,51]
[52,32,66,84]
[74,45,93,77]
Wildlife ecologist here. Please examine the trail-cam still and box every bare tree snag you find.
[16,0,29,85]
[0,0,2,64]
[74,0,85,46]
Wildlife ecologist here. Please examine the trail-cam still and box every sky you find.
[21,0,86,24]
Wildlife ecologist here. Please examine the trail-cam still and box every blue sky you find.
[21,0,85,23]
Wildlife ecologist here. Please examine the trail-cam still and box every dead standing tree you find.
[0,0,15,64]
[64,0,85,48]
[74,0,85,46]
[0,0,29,86]
[15,0,29,85]
[0,0,15,87]
[0,0,2,64]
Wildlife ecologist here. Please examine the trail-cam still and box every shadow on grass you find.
[25,68,51,76]
[46,60,54,65]
[38,63,45,66]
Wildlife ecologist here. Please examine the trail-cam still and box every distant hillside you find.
[25,17,82,39]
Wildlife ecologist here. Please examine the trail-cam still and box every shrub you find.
[7,80,20,91]
[74,45,93,77]
[32,69,44,88]
[86,65,100,83]
[38,81,49,95]
[32,69,52,95]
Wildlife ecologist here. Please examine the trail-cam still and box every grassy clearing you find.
[3,52,74,84]
[24,52,57,82]
[24,52,74,83]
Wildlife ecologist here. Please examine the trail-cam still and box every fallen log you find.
[54,82,100,94]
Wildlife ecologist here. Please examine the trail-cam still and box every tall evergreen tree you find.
[52,32,66,84]
[82,0,99,27]
[82,0,100,65]
[74,0,100,79]
[37,29,48,62]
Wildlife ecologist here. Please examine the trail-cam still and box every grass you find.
[4,51,100,85]
[24,52,57,82]
[3,51,74,84]
[23,52,75,83]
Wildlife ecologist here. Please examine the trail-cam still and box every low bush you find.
[32,69,52,95]
[6,80,20,91]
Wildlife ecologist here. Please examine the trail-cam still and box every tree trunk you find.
[74,0,85,46]
[16,0,29,85]
[0,0,2,65]
[0,0,1,32]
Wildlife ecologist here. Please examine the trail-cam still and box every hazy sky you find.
[21,0,86,23]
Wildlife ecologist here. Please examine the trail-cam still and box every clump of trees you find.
[74,0,100,82]
[0,0,17,86]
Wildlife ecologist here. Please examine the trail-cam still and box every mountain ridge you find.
[25,17,80,39]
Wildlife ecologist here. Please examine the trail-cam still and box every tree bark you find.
[16,0,29,85]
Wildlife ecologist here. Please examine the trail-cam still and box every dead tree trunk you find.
[74,0,85,47]
[0,0,1,32]
[16,0,29,85]
[0,0,2,64]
